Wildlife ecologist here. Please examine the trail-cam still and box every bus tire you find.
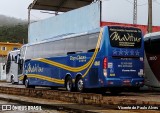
[25,78,31,88]
[76,76,84,92]
[65,76,73,91]
[11,76,14,84]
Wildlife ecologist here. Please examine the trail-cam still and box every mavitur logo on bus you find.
[109,27,141,48]
[110,32,141,42]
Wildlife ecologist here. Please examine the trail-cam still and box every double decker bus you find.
[17,26,144,93]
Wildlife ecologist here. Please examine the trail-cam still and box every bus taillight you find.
[103,57,108,77]
[103,57,108,69]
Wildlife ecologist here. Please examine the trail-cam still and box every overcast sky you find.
[0,0,160,26]
[102,0,160,26]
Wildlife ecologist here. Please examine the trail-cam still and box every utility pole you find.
[148,0,152,33]
[133,0,137,24]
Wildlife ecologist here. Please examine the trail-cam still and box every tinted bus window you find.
[65,38,76,53]
[25,46,33,59]
[108,26,142,48]
[52,40,65,56]
[88,33,99,51]
[145,36,160,55]
[75,35,88,53]
[6,54,11,74]
[20,46,26,58]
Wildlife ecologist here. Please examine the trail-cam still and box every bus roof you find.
[26,28,100,47]
[25,25,142,47]
[8,50,20,55]
[144,31,160,39]
[9,49,20,53]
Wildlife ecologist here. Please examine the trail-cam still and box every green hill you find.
[0,24,28,44]
[0,15,28,44]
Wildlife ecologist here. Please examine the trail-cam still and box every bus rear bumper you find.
[104,78,144,87]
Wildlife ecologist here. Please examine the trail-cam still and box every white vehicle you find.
[6,50,20,84]
[0,63,6,80]
[144,32,160,88]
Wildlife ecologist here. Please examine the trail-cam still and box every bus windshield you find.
[108,26,142,48]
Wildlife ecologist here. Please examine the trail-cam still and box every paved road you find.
[3,82,160,101]
[0,99,66,113]
[0,94,159,113]
[0,82,159,113]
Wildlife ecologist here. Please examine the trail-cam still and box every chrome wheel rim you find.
[25,79,28,87]
[67,80,72,91]
[78,79,83,91]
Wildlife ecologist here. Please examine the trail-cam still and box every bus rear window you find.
[108,26,142,48]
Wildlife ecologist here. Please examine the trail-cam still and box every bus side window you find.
[20,59,24,70]
[54,40,65,56]
[144,38,151,53]
[6,54,11,74]
[150,37,160,55]
[25,46,32,60]
[75,35,88,53]
[87,33,99,52]
[65,38,76,54]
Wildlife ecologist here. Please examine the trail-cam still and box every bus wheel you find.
[65,76,73,91]
[11,76,14,84]
[76,76,84,92]
[25,78,30,88]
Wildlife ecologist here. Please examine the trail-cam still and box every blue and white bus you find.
[17,26,144,93]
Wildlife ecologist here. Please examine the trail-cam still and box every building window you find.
[1,47,7,51]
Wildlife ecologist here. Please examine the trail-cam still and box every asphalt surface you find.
[0,82,159,113]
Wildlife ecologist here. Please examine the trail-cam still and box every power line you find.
[30,14,41,20]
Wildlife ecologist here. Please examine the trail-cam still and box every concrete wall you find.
[28,2,101,44]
